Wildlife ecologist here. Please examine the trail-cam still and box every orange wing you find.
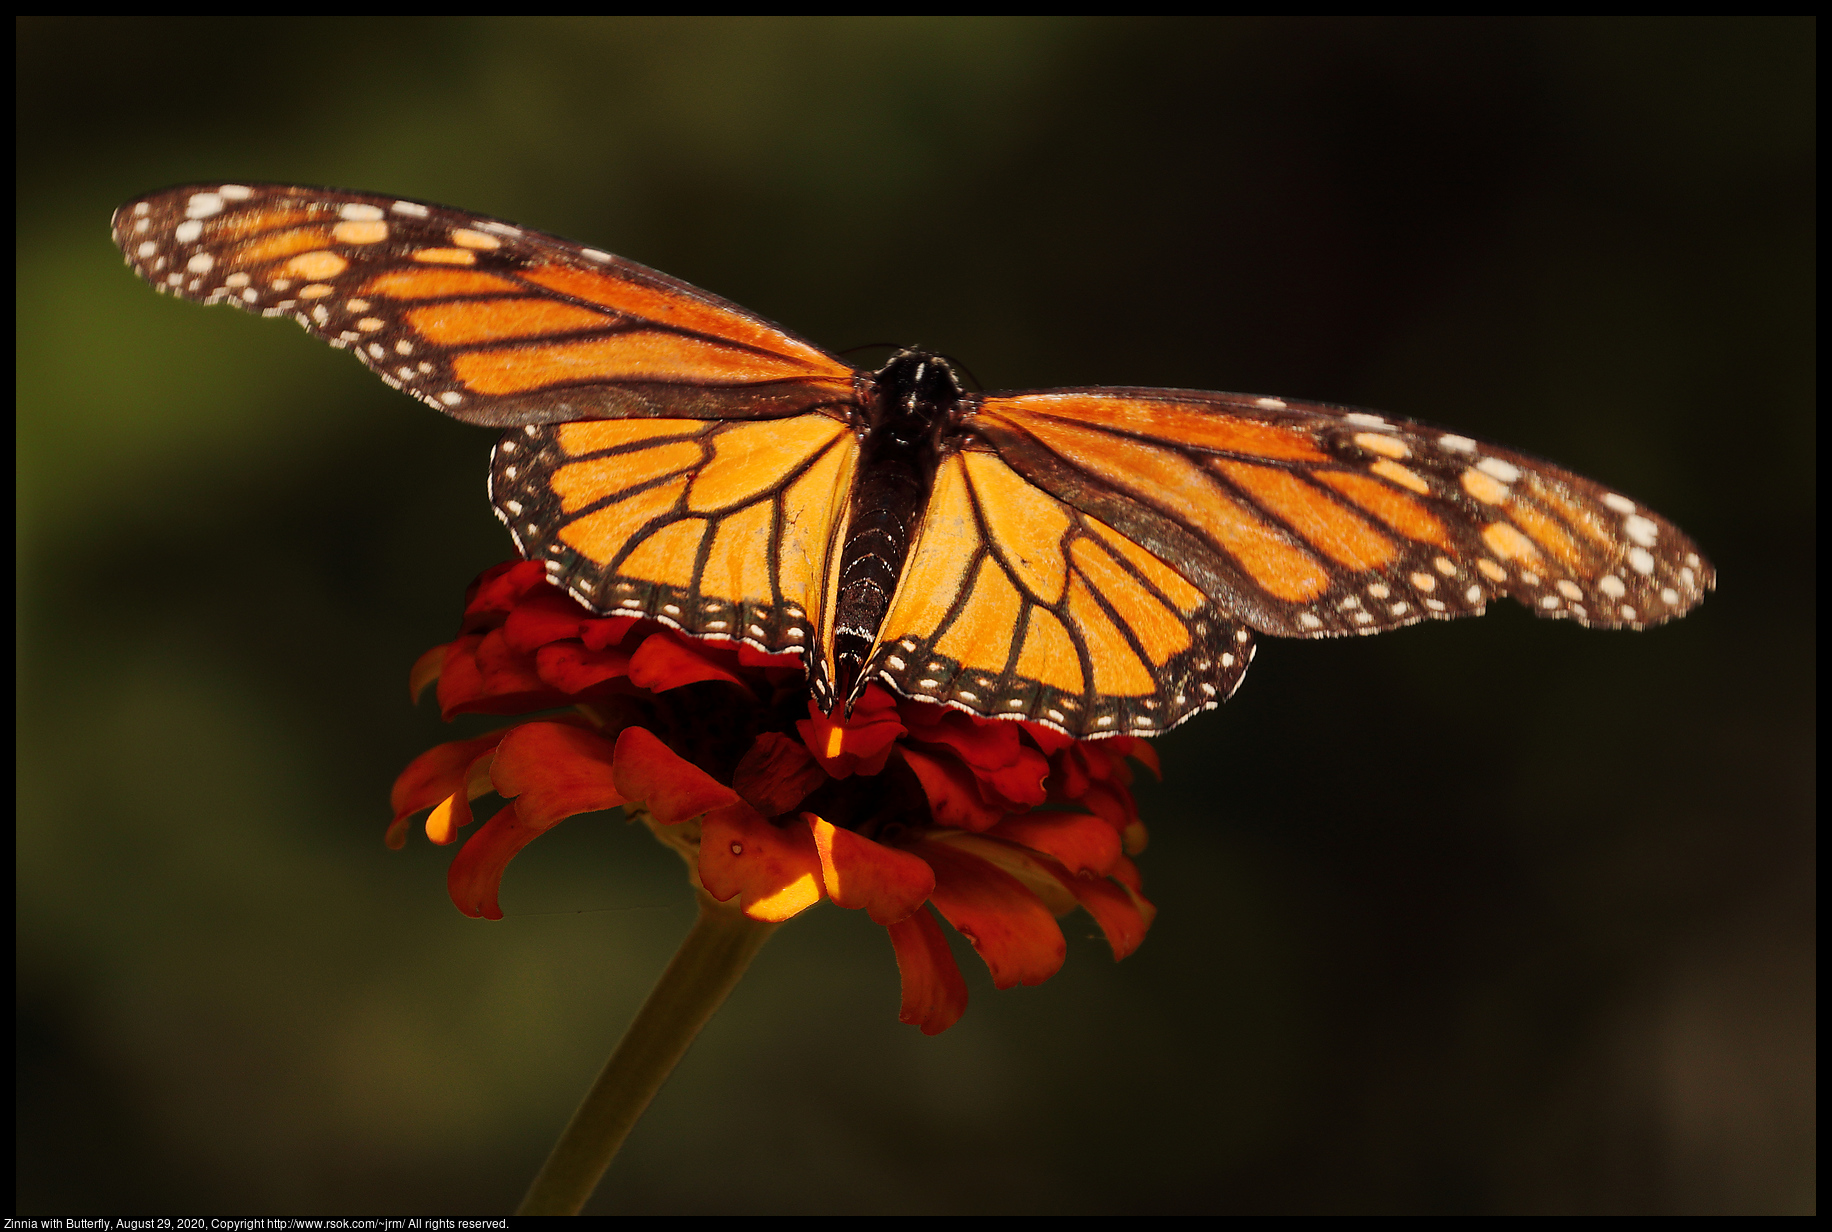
[492,413,859,696]
[971,389,1713,640]
[111,183,858,427]
[868,449,1253,736]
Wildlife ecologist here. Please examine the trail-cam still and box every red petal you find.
[1022,724,1076,757]
[972,746,1051,810]
[502,587,590,653]
[1045,747,1092,801]
[809,816,934,925]
[1115,737,1162,779]
[732,732,828,818]
[1081,781,1138,831]
[1063,875,1152,960]
[698,805,824,922]
[409,644,447,704]
[987,811,1121,877]
[886,908,969,1035]
[901,705,1020,774]
[447,801,561,920]
[611,726,739,824]
[534,641,632,693]
[390,730,510,825]
[900,708,1049,807]
[627,631,746,691]
[581,615,643,651]
[463,561,549,630]
[900,746,1008,832]
[797,687,905,778]
[437,629,569,718]
[1109,853,1144,894]
[912,839,1065,989]
[490,721,626,826]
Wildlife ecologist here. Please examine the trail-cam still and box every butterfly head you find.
[868,349,969,448]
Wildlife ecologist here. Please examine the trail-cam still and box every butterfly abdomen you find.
[832,351,965,704]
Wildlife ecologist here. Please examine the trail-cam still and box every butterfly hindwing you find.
[112,183,858,428]
[492,413,859,700]
[971,390,1712,639]
[869,450,1253,736]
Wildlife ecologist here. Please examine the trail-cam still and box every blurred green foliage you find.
[17,17,1814,1214]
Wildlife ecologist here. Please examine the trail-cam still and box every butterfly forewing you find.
[970,390,1713,640]
[491,413,858,701]
[112,183,858,428]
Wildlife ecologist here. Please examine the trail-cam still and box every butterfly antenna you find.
[936,353,985,391]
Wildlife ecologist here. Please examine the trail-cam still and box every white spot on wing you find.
[340,202,385,221]
[391,201,431,217]
[1627,547,1656,575]
[1603,493,1635,514]
[173,219,204,243]
[1477,457,1522,483]
[1624,514,1659,547]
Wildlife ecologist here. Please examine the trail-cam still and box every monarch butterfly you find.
[114,183,1713,738]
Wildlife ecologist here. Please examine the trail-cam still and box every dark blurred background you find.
[16,17,1813,1215]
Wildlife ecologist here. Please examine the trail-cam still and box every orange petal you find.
[886,908,969,1034]
[424,790,472,846]
[912,840,1065,989]
[388,729,510,845]
[627,631,746,691]
[447,801,563,920]
[796,687,906,778]
[1121,820,1149,856]
[408,643,447,704]
[534,641,632,693]
[490,721,626,826]
[732,732,828,817]
[699,804,824,922]
[809,816,935,925]
[900,746,1008,831]
[987,811,1121,877]
[612,726,739,824]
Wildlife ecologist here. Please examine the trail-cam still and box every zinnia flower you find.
[390,561,1158,1034]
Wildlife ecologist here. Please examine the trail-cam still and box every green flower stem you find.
[516,888,779,1215]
